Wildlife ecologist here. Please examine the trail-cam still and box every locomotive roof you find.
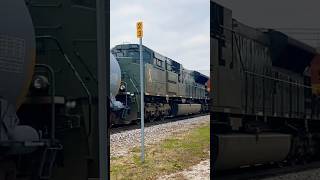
[112,44,209,79]
[211,0,318,74]
[193,71,209,84]
[230,23,317,73]
[267,30,316,54]
[232,20,271,46]
[267,30,317,73]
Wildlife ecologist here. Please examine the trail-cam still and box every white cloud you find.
[110,0,210,76]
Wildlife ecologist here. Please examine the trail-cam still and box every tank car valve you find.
[119,83,126,91]
[65,100,77,109]
[33,75,49,90]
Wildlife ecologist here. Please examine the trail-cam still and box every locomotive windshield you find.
[112,44,152,64]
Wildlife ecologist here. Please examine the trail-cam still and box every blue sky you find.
[110,0,210,76]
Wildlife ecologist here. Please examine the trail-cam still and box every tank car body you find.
[111,44,209,125]
[110,53,121,99]
[211,1,320,171]
[0,0,41,157]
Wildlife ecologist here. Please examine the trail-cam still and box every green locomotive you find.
[111,44,209,125]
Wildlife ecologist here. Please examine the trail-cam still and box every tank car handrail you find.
[35,36,93,137]
[73,51,98,83]
[122,81,128,106]
[34,64,56,141]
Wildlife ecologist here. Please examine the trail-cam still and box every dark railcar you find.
[211,0,320,171]
[0,0,108,179]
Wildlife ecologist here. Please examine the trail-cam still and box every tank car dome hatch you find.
[0,0,36,108]
[110,53,121,98]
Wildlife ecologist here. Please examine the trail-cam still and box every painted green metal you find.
[111,44,209,124]
[112,44,208,100]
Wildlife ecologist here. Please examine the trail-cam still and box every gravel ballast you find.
[110,115,210,157]
[261,168,320,180]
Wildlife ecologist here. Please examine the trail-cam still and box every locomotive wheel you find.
[149,117,155,123]
[136,119,141,126]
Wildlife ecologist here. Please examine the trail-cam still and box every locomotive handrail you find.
[27,2,62,8]
[244,70,311,88]
[232,28,310,114]
[35,36,93,137]
[129,78,140,110]
[129,77,140,94]
[220,24,311,89]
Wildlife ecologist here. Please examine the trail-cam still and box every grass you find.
[110,123,210,180]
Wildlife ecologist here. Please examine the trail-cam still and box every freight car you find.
[110,44,209,125]
[211,1,320,171]
[0,0,109,179]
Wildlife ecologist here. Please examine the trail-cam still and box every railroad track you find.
[110,113,209,134]
[214,161,320,180]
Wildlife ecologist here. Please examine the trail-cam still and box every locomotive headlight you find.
[119,84,126,91]
[33,75,49,90]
